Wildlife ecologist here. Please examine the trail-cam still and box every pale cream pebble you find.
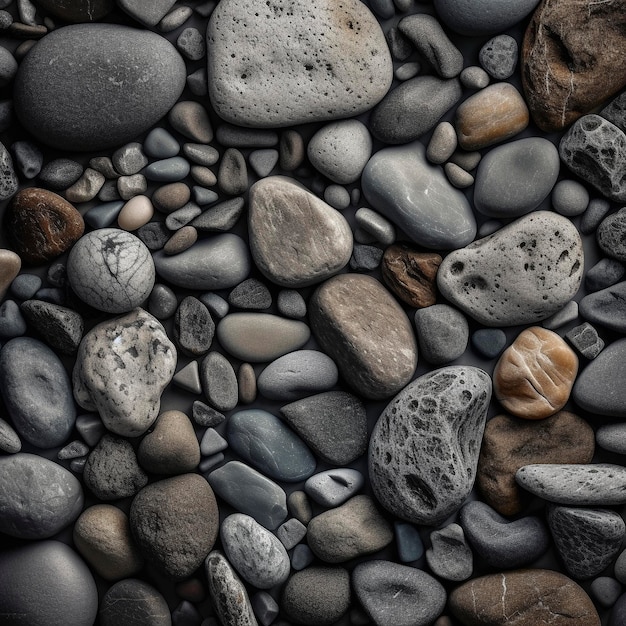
[117,194,154,231]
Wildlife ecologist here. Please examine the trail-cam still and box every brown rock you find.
[310,274,417,400]
[522,0,626,132]
[151,182,190,213]
[5,188,84,265]
[493,326,578,419]
[0,249,21,300]
[449,569,600,626]
[477,411,595,516]
[381,244,442,308]
[456,83,529,150]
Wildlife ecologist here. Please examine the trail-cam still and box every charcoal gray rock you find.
[38,157,83,191]
[190,197,245,232]
[597,207,626,261]
[601,89,626,133]
[426,523,473,581]
[580,282,626,333]
[11,140,43,179]
[200,351,238,411]
[414,303,468,365]
[586,258,625,292]
[581,198,611,234]
[174,296,214,356]
[99,579,170,626]
[471,328,507,359]
[20,299,84,355]
[597,423,626,455]
[228,278,272,310]
[565,322,604,360]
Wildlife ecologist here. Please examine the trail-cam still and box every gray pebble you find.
[586,258,625,292]
[414,303,469,364]
[183,142,220,166]
[277,289,306,319]
[216,124,278,148]
[238,362,257,404]
[193,400,225,428]
[444,162,475,188]
[170,100,213,143]
[147,285,181,323]
[117,0,177,26]
[395,62,421,81]
[616,550,626,584]
[158,5,193,31]
[386,26,413,61]
[426,121,457,164]
[279,129,304,171]
[200,427,227,456]
[304,468,364,507]
[580,281,626,333]
[395,521,424,562]
[552,179,590,216]
[20,299,84,355]
[199,292,229,319]
[163,225,198,255]
[112,142,148,176]
[117,173,147,200]
[449,149,482,171]
[76,413,106,448]
[350,243,384,271]
[565,322,604,359]
[38,157,83,190]
[58,440,90,460]
[177,27,205,61]
[471,328,507,358]
[11,140,42,179]
[426,523,473,581]
[355,207,396,245]
[137,221,170,250]
[590,577,622,609]
[153,183,191,214]
[99,579,169,626]
[460,65,490,89]
[0,46,17,87]
[369,0,394,18]
[191,197,245,231]
[598,207,626,261]
[580,197,611,234]
[477,219,502,237]
[172,360,202,394]
[144,127,180,159]
[200,351,238,411]
[542,299,579,330]
[10,273,40,300]
[98,180,121,202]
[144,156,190,182]
[479,35,518,79]
[276,518,307,550]
[166,202,203,230]
[249,149,279,178]
[34,288,65,306]
[191,165,217,187]
[0,10,12,29]
[287,490,313,525]
[0,141,19,201]
[323,184,350,210]
[229,278,272,310]
[89,156,119,179]
[174,295,214,356]
[251,592,279,626]
[0,417,20,453]
[0,299,26,339]
[218,147,247,195]
[597,423,626,455]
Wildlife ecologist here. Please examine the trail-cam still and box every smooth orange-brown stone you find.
[493,326,578,419]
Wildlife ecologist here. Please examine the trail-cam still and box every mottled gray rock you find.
[191,198,245,232]
[304,468,364,507]
[566,322,605,359]
[207,0,392,127]
[177,26,205,60]
[586,258,625,292]
[118,0,176,25]
[438,211,584,326]
[20,299,84,355]
[148,283,178,320]
[14,24,185,150]
[276,518,307,550]
[350,243,384,271]
[68,229,155,313]
[112,142,147,176]
[362,141,476,249]
[200,351,238,411]
[137,221,170,251]
[598,207,626,262]
[277,289,307,319]
[221,514,290,588]
[228,278,272,310]
[174,296,214,356]
[516,464,626,505]
[426,523,473,581]
[414,304,468,365]
[0,453,83,538]
[369,366,491,526]
[0,140,18,201]
[73,308,177,437]
[548,505,625,579]
[559,115,626,202]
[353,560,446,626]
[0,337,75,448]
[479,35,518,79]
[99,579,170,626]
[193,400,225,428]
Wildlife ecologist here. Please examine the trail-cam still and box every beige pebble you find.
[238,362,257,404]
[117,194,154,231]
[191,165,217,187]
[169,100,213,143]
[164,225,198,255]
[444,162,474,189]
[0,249,21,299]
[152,182,190,213]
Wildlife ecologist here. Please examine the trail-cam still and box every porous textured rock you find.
[597,208,626,262]
[369,366,491,526]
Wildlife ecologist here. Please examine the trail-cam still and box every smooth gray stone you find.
[76,413,106,447]
[552,179,589,217]
[174,296,214,356]
[559,114,626,202]
[586,258,625,292]
[280,391,367,465]
[304,468,364,507]
[177,26,205,60]
[0,541,98,626]
[218,147,248,195]
[548,505,625,580]
[228,278,272,310]
[590,577,622,609]
[516,464,626,505]
[601,88,626,133]
[99,579,170,626]
[207,461,287,529]
[437,211,584,326]
[473,137,560,218]
[143,127,180,158]
[199,292,229,319]
[0,299,25,338]
[395,521,424,562]
[471,328,507,359]
[414,303,468,365]
[193,400,226,428]
[216,124,278,148]
[542,300,579,330]
[323,183,351,210]
[221,514,290,588]
[276,518,307,550]
[426,523,473,581]
[350,244,384,271]
[353,560,446,626]
[277,289,307,319]
[0,453,83,538]
[251,591,279,626]
[369,76,462,144]
[479,35,518,79]
[460,501,550,569]
[355,207,395,245]
[20,299,83,355]
[249,149,279,178]
[573,338,626,417]
[84,201,124,229]
[398,14,463,78]
[0,139,17,200]
[460,65,491,89]
[200,351,238,411]
[0,337,75,448]
[257,350,338,401]
[565,322,604,359]
[11,139,42,179]
[183,143,220,166]
[0,416,20,453]
[148,283,178,320]
[165,202,202,230]
[362,141,476,249]
[307,495,393,563]
[118,0,176,26]
[58,440,89,460]
[369,366,491,526]
[597,423,626,455]
[581,198,611,234]
[192,186,218,207]
[153,234,251,290]
[291,544,314,571]
[144,156,190,182]
[395,61,421,81]
[426,121,457,164]
[287,490,313,525]
[227,409,316,482]
[14,24,185,150]
[173,360,202,394]
[10,273,40,300]
[0,45,16,86]
[191,197,245,232]
[598,207,626,261]
[200,427,227,456]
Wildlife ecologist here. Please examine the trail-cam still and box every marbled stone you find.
[414,303,469,365]
[369,366,491,526]
[99,579,170,626]
[426,523,473,581]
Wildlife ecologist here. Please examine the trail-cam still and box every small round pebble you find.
[471,328,507,358]
[10,273,41,300]
[427,121,458,164]
[591,577,622,608]
[552,179,590,216]
[277,289,307,319]
[144,156,190,182]
[177,27,206,61]
[38,158,83,191]
[460,65,490,89]
[414,304,469,364]
[144,127,180,158]
[118,174,147,200]
[580,198,611,235]
[354,207,395,245]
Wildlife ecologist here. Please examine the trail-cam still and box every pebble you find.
[191,197,245,231]
[288,491,313,526]
[473,137,560,218]
[193,401,225,428]
[200,428,227,456]
[174,296,214,357]
[199,292,229,319]
[386,25,412,60]
[144,127,180,159]
[0,299,26,339]
[593,578,623,609]
[598,208,626,261]
[304,468,364,507]
[138,410,200,475]
[566,322,604,360]
[444,162,475,188]
[177,26,205,60]
[118,0,177,26]
[249,176,352,287]
[117,195,153,231]
[98,179,122,202]
[362,141,476,249]
[251,592,279,626]
[278,129,304,171]
[323,183,351,210]
[552,179,590,216]
[207,461,287,530]
[542,299,579,330]
[426,523,473,581]
[168,101,213,144]
[426,121,457,164]
[617,553,626,585]
[183,143,219,166]
[65,167,106,203]
[0,416,21,453]
[0,541,98,626]
[310,274,417,400]
[112,142,148,176]
[99,579,170,626]
[586,258,625,292]
[456,82,530,150]
[460,500,550,568]
[414,303,469,365]
[459,65,490,89]
[191,165,217,187]
[218,147,247,195]
[227,409,316,482]
[355,207,396,245]
[369,366,491,526]
[395,521,424,563]
[548,505,625,579]
[276,518,307,550]
[437,211,584,326]
[75,413,106,447]
[370,76,462,144]
[350,243,383,271]
[148,283,178,320]
[14,24,185,150]
[166,202,202,230]
[73,308,177,437]
[68,228,154,313]
[581,197,611,235]
[153,183,191,213]
[450,569,600,626]
[130,473,219,579]
[153,233,251,290]
[221,514,290,589]
[217,312,310,362]
[471,328,507,359]
[249,149,279,178]
[228,278,272,310]
[144,156,190,182]
[11,140,42,178]
[38,157,83,190]
[200,351,238,411]
[479,35,518,79]
[237,363,256,404]
[58,440,90,461]
[281,566,351,626]
[164,225,198,255]
[494,326,578,419]
[216,124,278,148]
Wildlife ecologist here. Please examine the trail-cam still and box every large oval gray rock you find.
[0,337,75,448]
[0,453,84,539]
[0,541,98,626]
[362,141,476,249]
[207,0,392,127]
[437,211,584,326]
[310,274,417,400]
[14,25,185,151]
[369,366,491,526]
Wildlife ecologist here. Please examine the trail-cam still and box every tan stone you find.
[493,326,578,419]
[477,411,595,516]
[456,83,529,150]
[118,195,154,231]
[0,249,21,300]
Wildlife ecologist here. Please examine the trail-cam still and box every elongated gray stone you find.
[369,366,491,526]
[579,281,626,333]
[362,141,476,249]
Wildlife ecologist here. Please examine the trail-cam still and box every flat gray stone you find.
[597,423,626,455]
[304,468,364,507]
[200,351,238,411]
[414,303,468,365]
[426,523,473,581]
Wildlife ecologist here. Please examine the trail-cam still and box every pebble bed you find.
[0,0,625,625]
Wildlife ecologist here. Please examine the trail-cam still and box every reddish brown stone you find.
[477,411,594,516]
[522,0,626,132]
[5,187,84,265]
[381,244,441,308]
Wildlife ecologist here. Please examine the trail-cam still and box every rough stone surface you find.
[597,208,626,262]
[426,523,473,582]
[99,579,171,626]
[174,295,214,356]
[414,303,469,365]
[20,299,84,355]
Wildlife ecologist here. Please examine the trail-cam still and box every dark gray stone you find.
[20,299,84,355]
[10,273,41,300]
[566,322,605,359]
[581,198,611,234]
[0,299,26,339]
[84,201,124,229]
[350,244,384,271]
[414,304,469,365]
[216,124,278,148]
[99,579,170,626]
[144,157,190,182]
[597,423,626,455]
[137,221,170,251]
[591,577,622,609]
[191,198,245,232]
[249,149,279,178]
[287,490,313,526]
[0,416,20,453]
[601,88,626,133]
[34,0,114,22]
[200,351,238,412]
[395,521,424,563]
[11,139,42,179]
[251,591,279,626]
[148,283,178,320]
[117,0,177,26]
[218,148,248,195]
[586,258,625,292]
[598,208,626,261]
[177,26,205,60]
[174,296,214,356]
[276,518,307,550]
[471,328,507,359]
[277,289,307,319]
[143,127,180,158]
[426,523,473,581]
[479,35,518,79]
[229,278,272,310]
[192,400,225,428]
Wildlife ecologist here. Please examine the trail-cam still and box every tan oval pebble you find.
[191,165,217,187]
[118,194,154,231]
[456,82,529,150]
[494,326,578,419]
[238,362,257,404]
[444,162,474,188]
[152,182,191,213]
[169,100,213,143]
[164,225,198,255]
[0,249,21,299]
[73,504,144,581]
